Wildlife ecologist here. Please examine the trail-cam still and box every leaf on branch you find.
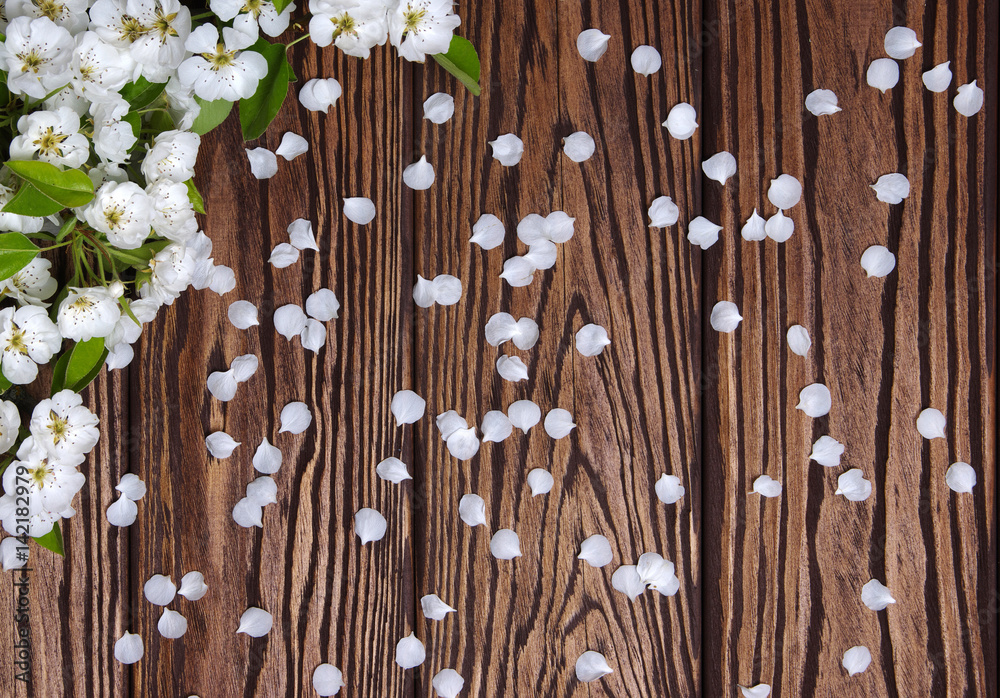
[33,522,65,556]
[51,337,107,394]
[432,36,482,96]
[239,39,296,141]
[191,96,234,135]
[1,181,66,217]
[3,160,95,209]
[0,232,40,281]
[120,77,166,111]
[186,179,206,214]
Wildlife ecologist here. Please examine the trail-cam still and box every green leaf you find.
[186,179,206,214]
[55,215,77,242]
[239,39,295,141]
[49,349,71,394]
[123,111,141,140]
[272,0,294,12]
[432,36,482,96]
[0,232,40,281]
[51,338,107,394]
[33,522,65,556]
[4,160,95,208]
[0,371,11,393]
[1,182,65,217]
[110,238,171,270]
[191,97,233,135]
[119,77,166,111]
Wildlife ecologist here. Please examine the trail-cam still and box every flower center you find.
[48,411,70,444]
[403,7,427,33]
[35,127,70,157]
[71,296,96,311]
[5,328,28,355]
[153,10,179,39]
[204,44,237,70]
[242,0,264,18]
[18,50,45,73]
[331,12,357,39]
[119,15,149,43]
[29,462,52,488]
[36,0,66,21]
[105,207,125,229]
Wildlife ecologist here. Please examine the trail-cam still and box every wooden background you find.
[2,0,995,696]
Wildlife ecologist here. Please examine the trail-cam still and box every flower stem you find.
[286,33,312,48]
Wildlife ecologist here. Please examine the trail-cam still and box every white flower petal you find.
[512,318,540,350]
[810,435,845,467]
[306,289,340,321]
[231,354,259,383]
[796,383,832,418]
[228,300,259,329]
[432,275,463,306]
[287,218,319,251]
[611,565,645,600]
[279,401,312,434]
[206,431,241,458]
[114,632,144,664]
[563,131,596,162]
[496,354,529,382]
[246,476,278,507]
[446,427,480,461]
[523,240,558,270]
[752,475,782,498]
[395,632,426,669]
[158,609,188,639]
[246,147,278,179]
[420,594,456,620]
[499,256,536,287]
[480,411,513,443]
[275,132,308,161]
[507,400,541,433]
[237,607,273,637]
[861,579,896,611]
[701,151,737,185]
[313,664,345,696]
[577,534,613,567]
[576,29,611,62]
[1,538,27,572]
[687,216,722,249]
[178,571,209,601]
[544,211,576,242]
[207,370,238,401]
[391,390,426,425]
[343,197,376,225]
[786,325,811,356]
[543,408,576,439]
[253,438,283,474]
[485,312,517,346]
[630,45,662,75]
[489,134,524,166]
[144,574,176,605]
[741,208,767,241]
[376,457,412,483]
[916,408,946,439]
[423,92,455,124]
[663,102,699,139]
[946,462,976,493]
[526,469,554,496]
[274,304,307,339]
[269,242,300,269]
[116,473,147,501]
[867,58,900,92]
[655,474,685,504]
[490,529,521,560]
[298,78,341,112]
[870,173,910,204]
[954,81,984,117]
[432,668,465,698]
[648,196,680,227]
[710,301,743,332]
[301,318,327,353]
[765,210,794,242]
[470,213,506,249]
[842,646,872,676]
[403,155,435,189]
[922,61,952,92]
[354,508,387,544]
[233,497,263,528]
[106,495,138,527]
[884,27,921,59]
[804,89,841,115]
[575,651,613,682]
[860,245,896,278]
[575,323,611,357]
[413,274,437,308]
[458,494,487,527]
[767,174,802,210]
[739,684,771,698]
[835,469,872,502]
[436,411,469,441]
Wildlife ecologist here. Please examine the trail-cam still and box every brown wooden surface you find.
[1,0,995,696]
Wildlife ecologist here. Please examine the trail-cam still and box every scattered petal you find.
[343,197,376,225]
[489,134,524,166]
[860,245,896,278]
[237,607,273,637]
[512,318,539,349]
[663,102,698,139]
[805,89,841,115]
[114,632,143,664]
[287,218,319,251]
[298,78,342,112]
[861,579,896,611]
[710,301,743,332]
[1,538,27,571]
[507,400,541,433]
[391,390,426,425]
[116,473,147,501]
[269,243,300,269]
[423,92,455,124]
[576,28,611,62]
[279,401,312,434]
[946,462,976,493]
[481,411,513,443]
[526,469,554,496]
[741,209,767,241]
[842,646,872,676]
[306,289,340,321]
[954,80,984,117]
[395,633,426,669]
[523,239,558,270]
[246,476,278,506]
[446,427,480,461]
[377,457,412,483]
[499,256,536,287]
[655,474,685,504]
[246,147,278,179]
[432,275,463,305]
[274,304,307,340]
[313,664,345,696]
[158,609,188,639]
[611,565,645,600]
[867,58,900,92]
[432,668,465,698]
[403,155,435,189]
[458,494,487,527]
[484,312,518,346]
[301,318,326,352]
[884,26,921,59]
[576,651,614,682]
[575,323,611,357]
[768,174,802,210]
[765,210,794,242]
[702,151,737,185]
[648,196,680,227]
[206,431,241,458]
[496,354,529,382]
[106,495,138,527]
[796,383,832,418]
[835,469,872,501]
[809,435,845,467]
[922,61,952,92]
[228,300,259,329]
[636,552,679,595]
[543,408,576,439]
[144,574,176,605]
[233,497,263,528]
[420,594,457,621]
[470,214,506,249]
[786,325,811,356]
[739,684,771,698]
[231,354,258,383]
[630,45,662,75]
[916,407,946,439]
[870,173,910,204]
[253,438,283,474]
[276,132,308,161]
[752,475,782,498]
[543,211,576,242]
[687,216,722,249]
[436,411,469,440]
[563,131,596,162]
[490,529,522,560]
[354,508,387,544]
[178,571,208,601]
[578,534,613,568]
[413,274,437,308]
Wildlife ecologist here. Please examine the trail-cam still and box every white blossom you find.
[0,306,62,384]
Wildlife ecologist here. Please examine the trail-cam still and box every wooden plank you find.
[700,0,996,695]
[129,45,415,696]
[0,373,131,698]
[411,0,701,695]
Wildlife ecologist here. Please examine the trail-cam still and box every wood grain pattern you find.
[700,0,996,695]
